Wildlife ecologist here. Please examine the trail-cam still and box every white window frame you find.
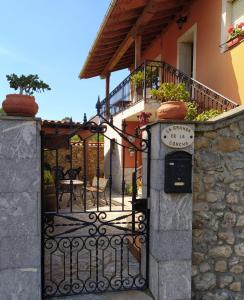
[220,0,244,52]
[177,23,197,79]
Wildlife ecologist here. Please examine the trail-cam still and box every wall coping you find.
[145,105,244,132]
[0,115,42,122]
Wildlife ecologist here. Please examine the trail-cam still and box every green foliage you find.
[125,184,133,196]
[184,102,221,122]
[195,109,221,121]
[6,73,51,95]
[71,135,81,142]
[130,68,158,87]
[44,170,54,185]
[185,102,198,121]
[89,134,104,142]
[130,71,144,86]
[0,108,6,116]
[150,83,189,102]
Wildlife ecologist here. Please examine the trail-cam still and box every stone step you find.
[50,290,153,300]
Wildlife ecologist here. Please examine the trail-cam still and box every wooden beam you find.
[99,37,125,46]
[112,8,142,22]
[135,35,142,68]
[103,20,133,32]
[101,29,129,39]
[101,0,169,77]
[105,73,111,117]
[115,0,147,12]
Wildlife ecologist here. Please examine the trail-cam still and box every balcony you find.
[101,60,238,118]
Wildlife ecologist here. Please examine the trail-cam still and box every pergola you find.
[41,120,97,149]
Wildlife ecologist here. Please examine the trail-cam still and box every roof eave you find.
[79,0,118,79]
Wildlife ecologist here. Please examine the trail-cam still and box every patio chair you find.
[86,177,108,206]
[65,167,81,180]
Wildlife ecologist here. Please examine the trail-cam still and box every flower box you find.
[227,22,244,49]
[227,33,244,48]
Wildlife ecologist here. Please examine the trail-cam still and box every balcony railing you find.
[101,60,238,117]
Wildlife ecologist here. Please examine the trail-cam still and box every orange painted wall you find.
[142,0,244,105]
[123,121,142,168]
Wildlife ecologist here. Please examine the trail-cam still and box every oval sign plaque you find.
[161,125,194,148]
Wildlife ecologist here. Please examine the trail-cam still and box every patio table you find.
[59,180,84,202]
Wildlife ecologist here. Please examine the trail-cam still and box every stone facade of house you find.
[192,109,244,299]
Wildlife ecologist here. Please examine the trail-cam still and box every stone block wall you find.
[145,123,194,300]
[0,117,41,299]
[192,109,244,299]
[44,142,104,182]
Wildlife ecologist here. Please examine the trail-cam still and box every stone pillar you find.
[0,116,41,299]
[145,122,194,300]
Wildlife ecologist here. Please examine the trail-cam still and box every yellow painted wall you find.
[142,0,244,105]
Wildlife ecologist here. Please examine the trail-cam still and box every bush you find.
[125,184,133,196]
[150,83,189,102]
[185,102,198,121]
[44,170,54,185]
[195,109,221,121]
[0,108,6,116]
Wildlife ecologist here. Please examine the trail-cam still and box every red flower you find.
[237,22,244,28]
[228,25,234,33]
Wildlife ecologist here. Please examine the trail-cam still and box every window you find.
[221,0,244,51]
[232,0,244,25]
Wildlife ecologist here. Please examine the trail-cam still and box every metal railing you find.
[101,60,238,117]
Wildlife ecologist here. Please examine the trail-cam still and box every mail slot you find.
[164,151,192,193]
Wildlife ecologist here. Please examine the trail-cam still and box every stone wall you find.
[192,108,244,299]
[0,117,41,299]
[44,142,104,182]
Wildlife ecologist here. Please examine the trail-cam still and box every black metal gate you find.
[41,101,151,298]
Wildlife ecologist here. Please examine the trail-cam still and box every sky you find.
[0,0,129,121]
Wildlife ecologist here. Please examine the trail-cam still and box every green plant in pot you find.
[150,83,189,120]
[131,68,159,87]
[130,68,159,100]
[2,74,51,117]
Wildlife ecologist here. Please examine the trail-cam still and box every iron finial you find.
[96,96,101,115]
[83,113,87,123]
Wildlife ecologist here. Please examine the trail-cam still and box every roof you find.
[42,119,83,129]
[80,0,191,79]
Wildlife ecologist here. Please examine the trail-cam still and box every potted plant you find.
[227,22,244,48]
[130,67,158,101]
[130,70,144,101]
[2,74,51,117]
[150,82,189,120]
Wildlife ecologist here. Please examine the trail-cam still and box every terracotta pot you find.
[2,94,39,117]
[157,101,187,120]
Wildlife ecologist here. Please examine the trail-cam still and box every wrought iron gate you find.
[41,101,151,298]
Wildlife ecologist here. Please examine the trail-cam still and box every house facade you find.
[80,0,243,190]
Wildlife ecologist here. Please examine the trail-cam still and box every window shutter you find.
[232,0,244,25]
